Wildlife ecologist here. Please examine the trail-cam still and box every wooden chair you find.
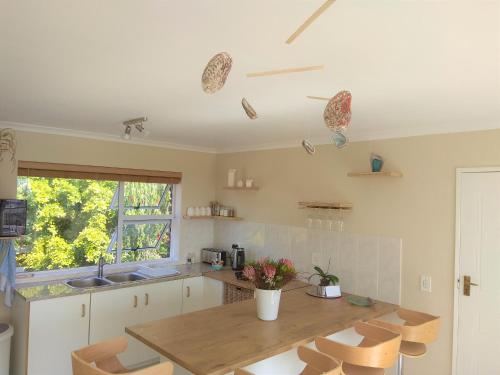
[368,308,440,375]
[315,322,402,375]
[234,345,341,375]
[71,336,173,375]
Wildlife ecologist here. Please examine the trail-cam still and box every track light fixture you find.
[122,117,148,140]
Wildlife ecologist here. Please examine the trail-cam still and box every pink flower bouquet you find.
[243,258,296,290]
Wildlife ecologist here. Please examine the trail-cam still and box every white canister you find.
[227,169,237,187]
[186,207,194,217]
[205,206,212,216]
[194,207,201,216]
[236,180,244,188]
[245,179,254,188]
[255,288,282,321]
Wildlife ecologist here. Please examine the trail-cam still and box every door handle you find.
[81,304,86,318]
[186,286,191,298]
[145,293,149,306]
[463,275,479,296]
[133,295,138,308]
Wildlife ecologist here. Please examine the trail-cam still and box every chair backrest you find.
[234,346,341,375]
[369,308,441,344]
[297,346,341,375]
[72,336,173,375]
[315,322,402,369]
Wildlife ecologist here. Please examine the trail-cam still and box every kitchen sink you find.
[104,272,146,283]
[66,277,112,289]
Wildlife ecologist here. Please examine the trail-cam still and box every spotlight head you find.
[123,125,132,140]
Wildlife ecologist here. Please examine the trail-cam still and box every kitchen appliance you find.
[231,244,245,271]
[0,199,27,237]
[201,248,227,266]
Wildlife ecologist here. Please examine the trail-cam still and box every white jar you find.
[186,207,194,217]
[245,179,254,188]
[205,206,212,216]
[227,169,237,187]
[236,180,244,188]
[194,207,201,216]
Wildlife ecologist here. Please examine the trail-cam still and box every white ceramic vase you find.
[255,288,282,321]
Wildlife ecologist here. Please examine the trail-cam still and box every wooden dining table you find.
[126,287,398,375]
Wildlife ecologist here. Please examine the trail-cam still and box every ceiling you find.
[0,0,499,153]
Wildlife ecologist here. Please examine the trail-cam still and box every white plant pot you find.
[255,288,282,321]
[317,285,341,298]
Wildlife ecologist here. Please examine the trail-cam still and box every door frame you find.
[453,167,500,374]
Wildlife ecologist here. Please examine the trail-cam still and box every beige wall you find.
[2,128,500,374]
[0,130,217,322]
[215,128,500,375]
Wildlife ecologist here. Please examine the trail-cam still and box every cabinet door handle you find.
[133,295,138,308]
[81,304,86,318]
[145,293,149,306]
[186,286,191,298]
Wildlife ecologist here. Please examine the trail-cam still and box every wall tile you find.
[378,237,402,304]
[209,221,401,303]
[356,236,379,299]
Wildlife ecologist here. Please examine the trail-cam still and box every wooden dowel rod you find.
[246,65,324,78]
[286,0,337,44]
[306,96,331,101]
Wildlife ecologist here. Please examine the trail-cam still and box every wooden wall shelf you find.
[223,186,259,191]
[183,215,243,221]
[298,201,353,210]
[347,171,403,178]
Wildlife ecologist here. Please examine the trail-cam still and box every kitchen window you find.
[15,161,181,273]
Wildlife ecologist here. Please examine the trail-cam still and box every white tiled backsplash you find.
[214,221,402,305]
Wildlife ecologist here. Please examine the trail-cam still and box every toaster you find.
[201,248,227,265]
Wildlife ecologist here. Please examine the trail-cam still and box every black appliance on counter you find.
[231,244,245,271]
[0,199,27,237]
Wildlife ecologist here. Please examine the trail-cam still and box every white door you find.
[142,279,183,322]
[28,293,90,375]
[203,277,224,309]
[181,276,205,314]
[90,285,151,367]
[455,171,500,375]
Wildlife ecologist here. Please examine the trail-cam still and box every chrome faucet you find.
[97,255,106,278]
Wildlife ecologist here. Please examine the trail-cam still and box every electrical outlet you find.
[420,275,432,292]
[311,252,321,266]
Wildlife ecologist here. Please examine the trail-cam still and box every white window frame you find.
[115,181,174,258]
[15,179,181,279]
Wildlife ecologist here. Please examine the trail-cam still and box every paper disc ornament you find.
[324,91,352,131]
[201,52,233,93]
[301,139,316,155]
[242,98,258,119]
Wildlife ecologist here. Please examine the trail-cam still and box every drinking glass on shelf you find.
[325,210,335,231]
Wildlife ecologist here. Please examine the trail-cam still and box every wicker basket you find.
[224,283,254,304]
[201,52,233,94]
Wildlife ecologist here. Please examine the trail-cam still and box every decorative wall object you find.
[301,139,316,155]
[324,91,352,131]
[201,52,233,93]
[370,154,384,172]
[0,128,16,169]
[286,0,337,44]
[246,65,324,78]
[241,98,258,119]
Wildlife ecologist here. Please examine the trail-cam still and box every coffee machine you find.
[231,244,245,271]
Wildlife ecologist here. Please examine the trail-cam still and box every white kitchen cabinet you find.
[89,280,183,368]
[27,293,90,375]
[141,279,183,322]
[203,277,224,309]
[182,276,205,313]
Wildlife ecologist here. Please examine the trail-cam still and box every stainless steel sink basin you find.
[104,272,146,283]
[66,277,112,289]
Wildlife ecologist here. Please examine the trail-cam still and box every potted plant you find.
[243,258,296,321]
[308,261,341,298]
